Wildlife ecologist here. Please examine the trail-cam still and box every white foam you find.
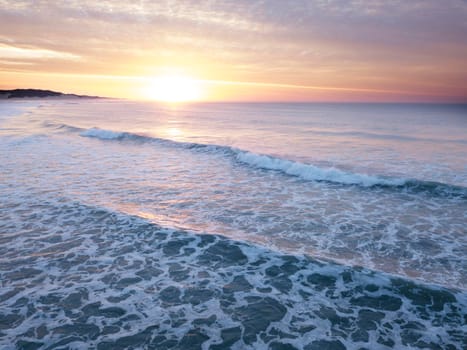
[78,126,409,188]
[236,151,407,187]
[80,127,123,140]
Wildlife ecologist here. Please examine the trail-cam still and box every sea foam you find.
[80,127,124,140]
[80,127,408,188]
[235,151,406,187]
[78,126,467,198]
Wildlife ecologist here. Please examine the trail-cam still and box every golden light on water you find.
[143,75,203,103]
[166,127,182,137]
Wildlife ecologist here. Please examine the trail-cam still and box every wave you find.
[80,128,405,187]
[42,121,84,133]
[235,151,405,187]
[231,151,466,198]
[61,126,466,197]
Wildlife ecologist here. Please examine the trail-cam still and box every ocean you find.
[0,99,466,349]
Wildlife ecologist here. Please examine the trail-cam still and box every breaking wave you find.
[52,126,465,197]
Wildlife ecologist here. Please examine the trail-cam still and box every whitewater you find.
[0,99,466,349]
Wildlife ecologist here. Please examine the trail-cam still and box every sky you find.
[1,0,466,102]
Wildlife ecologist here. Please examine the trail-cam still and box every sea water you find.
[0,99,466,349]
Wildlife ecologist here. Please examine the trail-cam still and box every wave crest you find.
[80,127,125,140]
[76,126,467,196]
[236,151,406,187]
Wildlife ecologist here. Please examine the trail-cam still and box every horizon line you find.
[2,89,467,105]
[1,68,466,104]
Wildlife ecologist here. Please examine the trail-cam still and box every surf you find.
[76,126,467,198]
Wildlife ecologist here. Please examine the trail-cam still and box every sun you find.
[144,75,202,102]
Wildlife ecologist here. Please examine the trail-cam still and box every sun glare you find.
[144,75,202,102]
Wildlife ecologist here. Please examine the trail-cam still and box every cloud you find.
[0,0,466,100]
[1,1,466,55]
[0,43,81,61]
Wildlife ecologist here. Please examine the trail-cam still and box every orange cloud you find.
[1,1,466,102]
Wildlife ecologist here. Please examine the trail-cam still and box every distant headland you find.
[0,89,101,99]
